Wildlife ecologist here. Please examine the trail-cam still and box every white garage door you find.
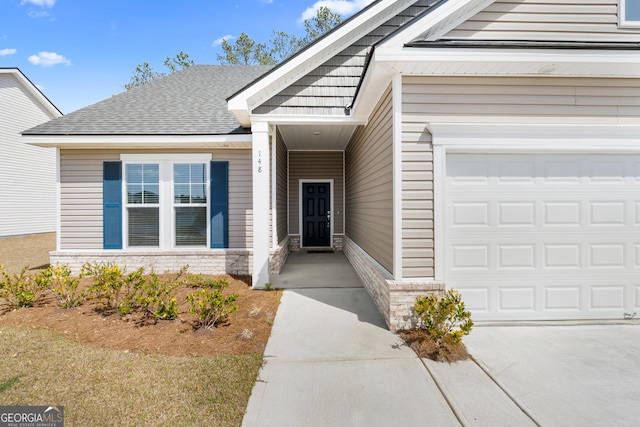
[445,153,640,321]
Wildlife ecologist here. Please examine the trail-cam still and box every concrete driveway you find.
[464,324,640,426]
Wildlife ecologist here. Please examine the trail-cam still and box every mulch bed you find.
[399,329,472,363]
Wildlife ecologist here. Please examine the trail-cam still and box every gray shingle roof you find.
[23,65,272,136]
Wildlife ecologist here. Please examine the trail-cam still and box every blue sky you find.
[0,0,374,113]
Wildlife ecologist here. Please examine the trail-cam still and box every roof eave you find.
[21,133,253,149]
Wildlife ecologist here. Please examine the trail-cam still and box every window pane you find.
[145,184,159,204]
[174,163,207,205]
[628,0,640,20]
[191,164,206,183]
[175,207,206,246]
[127,164,142,183]
[144,164,159,182]
[127,184,142,204]
[126,164,159,205]
[174,164,190,184]
[128,207,159,247]
[175,184,190,204]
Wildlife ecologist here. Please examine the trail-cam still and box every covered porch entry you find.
[270,251,362,289]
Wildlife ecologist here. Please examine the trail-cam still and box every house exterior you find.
[1,68,61,237]
[23,0,640,330]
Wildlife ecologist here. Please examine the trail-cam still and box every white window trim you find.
[120,153,212,251]
[619,0,640,28]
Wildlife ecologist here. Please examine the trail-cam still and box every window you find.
[121,155,211,249]
[620,0,640,27]
[126,164,160,247]
[174,163,207,246]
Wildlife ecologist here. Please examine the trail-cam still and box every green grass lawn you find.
[0,326,262,426]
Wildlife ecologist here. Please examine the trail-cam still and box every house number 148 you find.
[257,150,263,173]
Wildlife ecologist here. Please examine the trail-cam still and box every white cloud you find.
[0,48,17,57]
[213,34,235,47]
[21,0,56,7]
[299,0,375,21]
[28,10,50,18]
[259,0,274,3]
[28,51,71,67]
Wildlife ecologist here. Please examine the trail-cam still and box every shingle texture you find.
[24,65,272,135]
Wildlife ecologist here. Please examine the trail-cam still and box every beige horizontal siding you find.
[59,148,253,250]
[401,127,435,278]
[401,75,640,278]
[345,86,393,273]
[276,130,288,244]
[0,74,57,237]
[288,151,344,237]
[444,0,640,41]
[402,76,640,122]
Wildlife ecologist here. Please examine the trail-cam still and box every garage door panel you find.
[446,153,639,321]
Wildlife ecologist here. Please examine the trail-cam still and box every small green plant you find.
[136,267,187,320]
[187,279,239,329]
[187,273,229,289]
[414,290,473,345]
[46,264,83,308]
[0,265,49,308]
[264,283,272,291]
[81,262,127,312]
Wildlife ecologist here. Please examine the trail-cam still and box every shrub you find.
[81,263,146,315]
[136,267,187,320]
[0,265,49,308]
[45,264,83,308]
[187,279,239,329]
[414,290,473,345]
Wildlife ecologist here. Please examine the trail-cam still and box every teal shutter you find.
[210,161,229,248]
[103,161,123,249]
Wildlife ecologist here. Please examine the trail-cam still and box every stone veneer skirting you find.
[343,236,445,331]
[269,237,291,274]
[289,234,344,251]
[50,250,253,276]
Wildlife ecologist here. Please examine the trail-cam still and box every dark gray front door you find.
[302,182,330,247]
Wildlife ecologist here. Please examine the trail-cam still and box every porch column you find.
[252,121,270,288]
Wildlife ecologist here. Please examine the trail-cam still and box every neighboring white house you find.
[22,0,640,329]
[0,68,61,237]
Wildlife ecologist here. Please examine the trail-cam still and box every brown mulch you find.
[0,233,281,357]
[0,275,281,357]
[399,329,472,363]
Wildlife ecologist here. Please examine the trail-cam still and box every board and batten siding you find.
[288,151,344,236]
[443,0,640,41]
[0,73,57,237]
[275,130,289,244]
[345,86,394,273]
[59,149,253,250]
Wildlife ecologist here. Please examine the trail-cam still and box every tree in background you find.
[217,6,342,65]
[125,51,194,90]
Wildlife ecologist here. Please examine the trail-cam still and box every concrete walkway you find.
[242,252,535,426]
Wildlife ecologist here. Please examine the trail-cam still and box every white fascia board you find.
[374,47,640,78]
[428,123,640,151]
[350,53,395,122]
[227,0,416,127]
[1,68,62,118]
[250,114,367,126]
[21,134,252,149]
[380,0,496,48]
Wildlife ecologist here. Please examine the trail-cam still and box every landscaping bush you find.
[45,263,84,308]
[0,265,49,308]
[187,279,239,329]
[135,267,187,320]
[414,290,473,345]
